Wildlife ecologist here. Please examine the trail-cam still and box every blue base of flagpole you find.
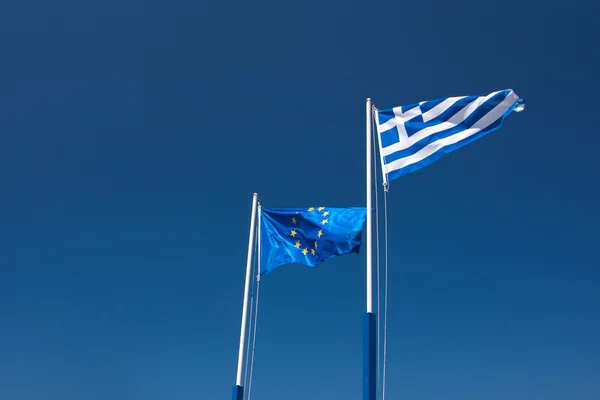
[232,385,243,400]
[363,312,376,400]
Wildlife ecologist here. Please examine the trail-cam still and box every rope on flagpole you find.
[373,102,390,400]
[247,203,262,400]
[382,187,389,400]
[372,104,389,400]
[371,104,382,399]
[243,295,254,386]
[243,241,257,387]
[246,275,260,400]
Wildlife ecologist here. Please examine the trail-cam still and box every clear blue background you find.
[1,1,598,399]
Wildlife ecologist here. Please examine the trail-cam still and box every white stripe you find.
[383,91,518,174]
[381,90,506,156]
[376,107,403,133]
[399,105,422,121]
[376,104,422,134]
[421,96,467,123]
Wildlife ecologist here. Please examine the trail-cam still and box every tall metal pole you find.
[233,193,259,400]
[364,99,377,400]
[366,98,373,315]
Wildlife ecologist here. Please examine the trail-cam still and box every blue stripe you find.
[377,108,396,126]
[410,95,481,132]
[380,126,400,148]
[384,91,511,165]
[384,98,520,180]
[404,94,500,138]
[401,102,420,113]
[418,97,445,113]
[404,114,424,137]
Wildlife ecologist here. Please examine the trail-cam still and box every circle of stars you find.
[289,206,330,258]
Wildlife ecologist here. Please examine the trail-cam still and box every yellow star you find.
[311,248,316,255]
[302,248,308,255]
[295,241,301,248]
[317,229,323,237]
[290,230,297,237]
[292,217,297,225]
[321,219,328,225]
[322,211,330,217]
[308,207,314,212]
[317,207,325,211]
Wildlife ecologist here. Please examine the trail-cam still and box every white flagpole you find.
[366,98,373,314]
[257,203,261,276]
[364,98,376,400]
[233,192,259,400]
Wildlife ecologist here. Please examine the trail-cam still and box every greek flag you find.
[375,89,524,183]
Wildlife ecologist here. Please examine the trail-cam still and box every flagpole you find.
[364,98,376,400]
[233,192,259,400]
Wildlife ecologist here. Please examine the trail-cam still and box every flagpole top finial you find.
[366,97,371,101]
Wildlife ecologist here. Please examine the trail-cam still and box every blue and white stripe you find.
[375,89,524,183]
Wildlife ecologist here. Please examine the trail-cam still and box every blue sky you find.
[1,1,599,399]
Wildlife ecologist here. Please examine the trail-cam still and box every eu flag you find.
[259,206,367,275]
